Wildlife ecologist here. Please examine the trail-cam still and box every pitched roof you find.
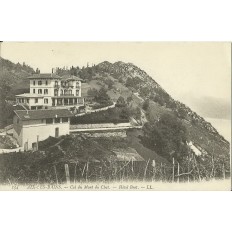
[13,105,30,111]
[61,74,83,81]
[28,73,61,79]
[16,93,44,98]
[14,109,73,121]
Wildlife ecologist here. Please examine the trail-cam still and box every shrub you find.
[116,96,126,107]
[71,107,130,125]
[142,99,150,111]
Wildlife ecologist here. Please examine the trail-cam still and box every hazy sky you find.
[1,42,231,105]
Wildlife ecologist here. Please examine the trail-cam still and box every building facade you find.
[13,109,73,151]
[16,73,84,110]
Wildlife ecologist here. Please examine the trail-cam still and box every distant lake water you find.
[205,117,231,142]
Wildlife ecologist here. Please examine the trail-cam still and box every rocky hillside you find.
[95,61,227,141]
[77,61,229,166]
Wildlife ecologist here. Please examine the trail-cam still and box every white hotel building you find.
[15,73,84,110]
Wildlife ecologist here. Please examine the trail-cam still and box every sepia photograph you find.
[0,42,231,190]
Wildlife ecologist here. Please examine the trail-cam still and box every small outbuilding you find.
[13,109,73,151]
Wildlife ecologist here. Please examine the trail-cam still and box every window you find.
[54,89,58,96]
[22,99,24,103]
[33,89,35,94]
[46,118,53,124]
[44,98,48,104]
[76,90,79,96]
[35,98,38,103]
[44,89,48,94]
[61,81,65,87]
[45,80,48,85]
[55,118,60,123]
[38,89,42,94]
[38,81,42,85]
[33,81,35,85]
[62,117,68,123]
[27,99,29,103]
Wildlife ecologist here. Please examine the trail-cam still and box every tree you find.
[119,107,130,120]
[87,88,98,98]
[95,87,110,104]
[105,79,114,89]
[0,72,13,127]
[142,113,189,161]
[126,96,133,104]
[116,96,126,107]
[132,106,141,121]
[142,99,150,111]
[35,68,40,74]
[177,107,187,119]
[153,95,165,106]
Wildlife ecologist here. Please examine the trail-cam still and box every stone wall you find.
[70,122,131,130]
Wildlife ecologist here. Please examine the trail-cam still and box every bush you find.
[142,112,189,161]
[142,99,150,111]
[71,107,130,125]
[116,96,126,107]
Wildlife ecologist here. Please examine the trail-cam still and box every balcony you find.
[61,84,74,88]
[54,85,60,88]
[60,94,74,96]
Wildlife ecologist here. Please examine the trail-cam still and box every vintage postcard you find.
[0,42,230,190]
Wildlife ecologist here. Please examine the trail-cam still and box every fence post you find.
[160,162,163,181]
[54,165,59,185]
[187,155,190,183]
[131,159,134,172]
[193,155,201,181]
[143,159,150,181]
[222,163,226,180]
[152,159,156,181]
[211,154,215,178]
[86,161,89,181]
[172,157,175,182]
[36,135,39,151]
[65,164,70,185]
[177,162,180,183]
[74,161,78,184]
